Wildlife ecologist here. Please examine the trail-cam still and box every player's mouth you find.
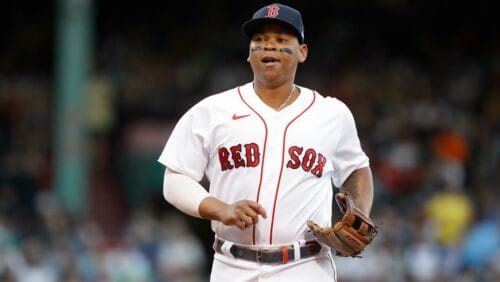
[262,56,279,66]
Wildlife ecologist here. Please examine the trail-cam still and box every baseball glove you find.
[307,192,378,257]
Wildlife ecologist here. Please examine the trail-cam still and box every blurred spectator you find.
[101,237,154,282]
[424,183,474,278]
[403,211,442,281]
[460,188,500,279]
[376,127,424,195]
[425,183,473,248]
[461,220,499,271]
[431,130,470,166]
[3,236,58,282]
[86,70,116,135]
[156,213,206,282]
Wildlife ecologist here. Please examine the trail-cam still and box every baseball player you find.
[158,3,375,281]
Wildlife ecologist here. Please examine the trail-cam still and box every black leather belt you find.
[214,239,321,264]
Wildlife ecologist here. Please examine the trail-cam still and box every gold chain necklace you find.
[277,85,296,111]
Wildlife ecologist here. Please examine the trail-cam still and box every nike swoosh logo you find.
[232,113,251,120]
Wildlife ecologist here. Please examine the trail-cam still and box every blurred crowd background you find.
[1,0,499,281]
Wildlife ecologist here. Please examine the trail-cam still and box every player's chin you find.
[258,66,282,74]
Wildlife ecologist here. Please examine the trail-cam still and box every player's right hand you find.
[220,200,267,230]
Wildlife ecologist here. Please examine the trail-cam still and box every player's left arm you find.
[340,166,374,215]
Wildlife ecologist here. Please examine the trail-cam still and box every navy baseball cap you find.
[242,3,305,44]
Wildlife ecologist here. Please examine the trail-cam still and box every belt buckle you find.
[257,249,284,265]
[255,250,262,263]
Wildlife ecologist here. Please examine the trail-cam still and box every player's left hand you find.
[307,192,378,257]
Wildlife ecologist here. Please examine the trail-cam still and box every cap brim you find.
[242,18,303,44]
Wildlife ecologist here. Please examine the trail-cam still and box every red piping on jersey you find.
[237,86,268,245]
[269,91,316,244]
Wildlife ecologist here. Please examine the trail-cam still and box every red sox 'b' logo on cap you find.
[266,4,280,18]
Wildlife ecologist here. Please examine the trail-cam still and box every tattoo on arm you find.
[341,175,360,199]
[340,167,374,215]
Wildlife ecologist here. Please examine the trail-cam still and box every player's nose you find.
[263,43,277,51]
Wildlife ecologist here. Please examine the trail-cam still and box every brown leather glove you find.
[307,192,378,257]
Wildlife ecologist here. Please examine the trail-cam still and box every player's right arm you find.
[164,168,267,230]
[199,196,267,230]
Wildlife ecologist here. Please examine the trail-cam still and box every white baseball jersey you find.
[158,82,369,247]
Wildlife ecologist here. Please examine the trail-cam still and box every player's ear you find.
[298,44,308,63]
